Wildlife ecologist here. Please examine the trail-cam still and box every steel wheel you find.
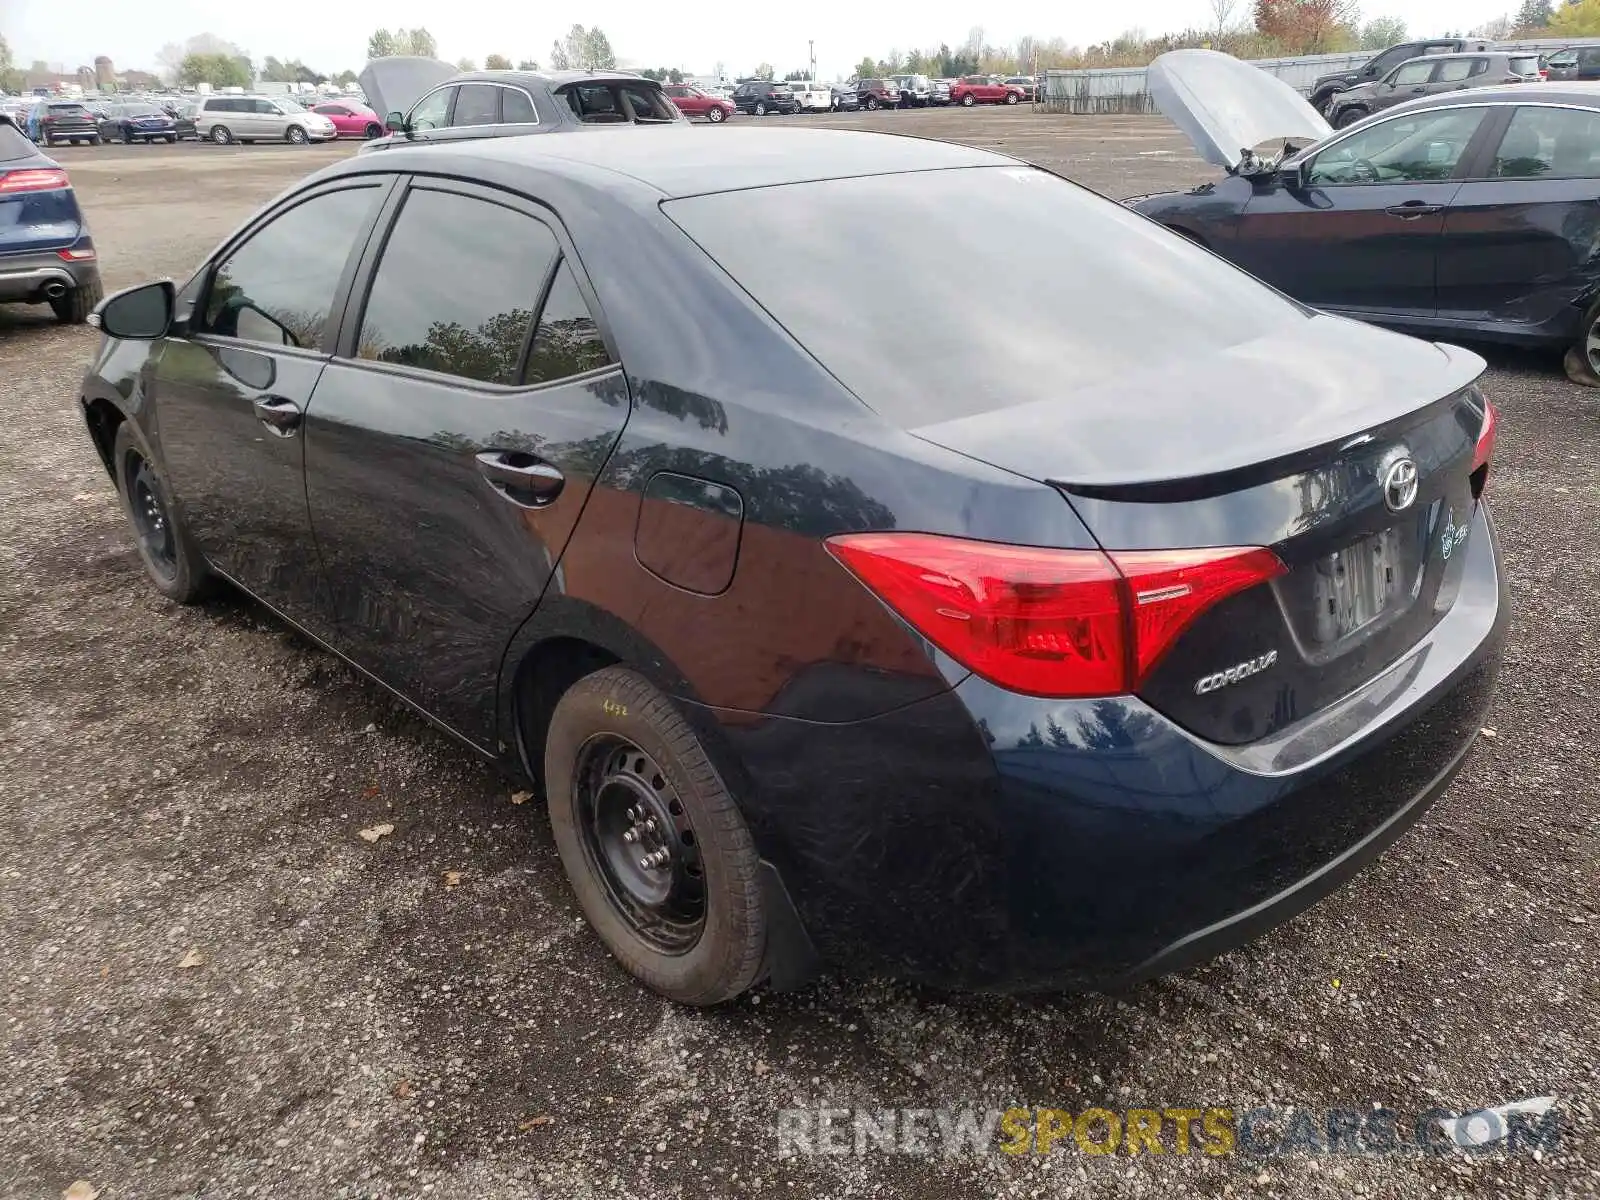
[574,735,706,954]
[126,451,178,583]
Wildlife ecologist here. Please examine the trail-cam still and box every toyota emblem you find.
[1379,451,1419,513]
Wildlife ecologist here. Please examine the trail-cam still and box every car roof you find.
[335,125,1011,199]
[450,69,657,89]
[1400,80,1600,108]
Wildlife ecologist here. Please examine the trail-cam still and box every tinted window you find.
[356,190,559,385]
[409,87,452,129]
[619,83,674,119]
[453,83,499,126]
[1509,56,1540,76]
[1493,105,1600,178]
[0,120,34,160]
[565,84,625,122]
[502,87,536,123]
[664,168,1306,426]
[202,186,382,349]
[1308,108,1485,184]
[253,99,278,114]
[1393,61,1436,85]
[1436,59,1476,82]
[524,261,612,384]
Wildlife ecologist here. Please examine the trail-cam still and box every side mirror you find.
[384,111,406,133]
[1279,160,1309,190]
[90,280,174,340]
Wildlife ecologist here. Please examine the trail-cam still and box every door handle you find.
[475,450,565,508]
[1385,203,1444,219]
[252,394,302,436]
[1410,86,1426,93]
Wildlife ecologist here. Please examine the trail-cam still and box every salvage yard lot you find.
[2,109,1596,1199]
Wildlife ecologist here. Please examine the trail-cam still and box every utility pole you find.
[809,40,816,81]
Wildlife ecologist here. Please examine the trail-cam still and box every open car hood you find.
[359,56,456,119]
[1148,49,1331,172]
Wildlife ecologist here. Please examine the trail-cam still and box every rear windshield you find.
[126,105,165,116]
[665,168,1306,426]
[560,81,674,123]
[1509,56,1540,74]
[49,103,89,115]
[0,119,36,161]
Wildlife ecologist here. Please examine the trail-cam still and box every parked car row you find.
[4,93,381,149]
[1325,50,1542,128]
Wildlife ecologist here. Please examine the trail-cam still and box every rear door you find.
[1437,103,1600,328]
[1233,106,1491,316]
[303,178,630,747]
[150,179,394,627]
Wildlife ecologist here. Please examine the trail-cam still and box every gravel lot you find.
[3,110,1596,1200]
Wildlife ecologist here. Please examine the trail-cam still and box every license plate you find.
[1310,524,1418,643]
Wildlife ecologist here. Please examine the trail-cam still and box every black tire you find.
[89,135,101,145]
[1566,298,1600,387]
[961,93,976,107]
[754,101,767,116]
[164,134,176,144]
[209,124,232,144]
[1005,91,1019,105]
[286,124,307,144]
[364,122,383,139]
[1335,106,1367,128]
[866,96,879,110]
[49,274,102,325]
[111,421,213,605]
[544,665,765,1005]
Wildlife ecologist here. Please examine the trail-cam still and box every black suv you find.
[730,81,797,116]
[1309,38,1490,113]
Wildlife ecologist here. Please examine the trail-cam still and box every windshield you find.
[126,104,164,116]
[274,97,307,112]
[665,167,1305,426]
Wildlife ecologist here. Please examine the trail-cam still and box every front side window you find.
[1492,105,1600,179]
[201,186,383,350]
[452,84,499,126]
[1437,59,1477,83]
[1307,108,1485,185]
[1392,61,1436,86]
[253,99,278,115]
[409,87,452,130]
[356,189,559,385]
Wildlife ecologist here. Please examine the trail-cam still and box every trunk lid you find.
[912,324,1489,746]
[1148,48,1331,171]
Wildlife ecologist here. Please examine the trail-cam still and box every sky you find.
[5,0,1510,82]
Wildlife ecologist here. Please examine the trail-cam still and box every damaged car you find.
[358,56,686,153]
[1131,49,1600,381]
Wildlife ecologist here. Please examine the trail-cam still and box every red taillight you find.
[0,168,70,194]
[57,246,95,261]
[825,532,1285,698]
[1472,399,1498,488]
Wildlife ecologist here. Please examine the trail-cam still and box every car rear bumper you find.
[0,246,99,302]
[703,501,1506,992]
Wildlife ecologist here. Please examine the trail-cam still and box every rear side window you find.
[502,88,536,123]
[665,168,1304,426]
[1493,105,1600,179]
[1392,61,1436,86]
[356,189,559,385]
[201,186,383,350]
[524,261,612,384]
[1436,59,1476,82]
[0,120,35,161]
[1509,56,1540,76]
[453,84,499,126]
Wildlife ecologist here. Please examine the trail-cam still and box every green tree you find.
[853,56,877,79]
[0,34,21,93]
[455,57,476,71]
[584,28,616,69]
[484,54,512,70]
[753,61,776,79]
[517,59,538,70]
[367,29,397,59]
[334,69,359,86]
[550,38,570,69]
[404,29,437,57]
[1358,16,1408,48]
[367,27,436,60]
[1514,0,1555,28]
[179,52,252,89]
[1552,0,1600,33]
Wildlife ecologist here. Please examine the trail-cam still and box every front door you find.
[150,180,393,625]
[1437,103,1600,330]
[303,179,630,747]
[1232,106,1488,316]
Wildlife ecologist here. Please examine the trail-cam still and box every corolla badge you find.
[1378,447,1419,513]
[1194,649,1278,695]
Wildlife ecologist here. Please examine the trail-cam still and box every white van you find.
[786,80,832,113]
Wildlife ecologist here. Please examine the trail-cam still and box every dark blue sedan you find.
[0,114,102,322]
[76,127,1504,1003]
[98,102,179,144]
[1133,50,1600,381]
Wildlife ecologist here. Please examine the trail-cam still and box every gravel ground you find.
[2,111,1597,1200]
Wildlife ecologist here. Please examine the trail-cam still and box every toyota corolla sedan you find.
[79,127,1505,1005]
[1132,49,1600,381]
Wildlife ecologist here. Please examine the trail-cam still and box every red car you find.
[663,85,734,124]
[311,101,385,139]
[949,75,1022,107]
